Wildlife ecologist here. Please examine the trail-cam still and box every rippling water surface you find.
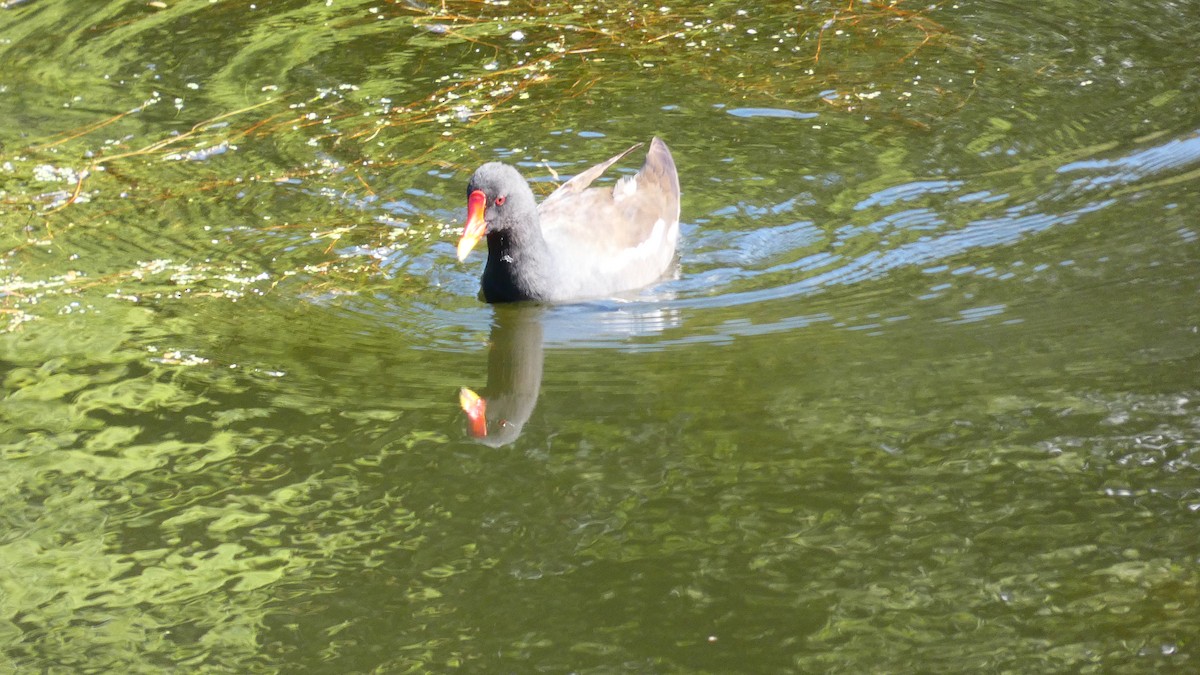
[1,0,1198,671]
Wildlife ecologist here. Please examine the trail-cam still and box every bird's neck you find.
[482,220,553,302]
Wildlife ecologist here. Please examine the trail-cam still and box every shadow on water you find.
[458,304,544,447]
[456,299,691,446]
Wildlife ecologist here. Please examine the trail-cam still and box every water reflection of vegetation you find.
[4,0,959,212]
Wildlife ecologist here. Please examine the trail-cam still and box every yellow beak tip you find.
[459,387,482,411]
[456,235,480,262]
[453,239,472,260]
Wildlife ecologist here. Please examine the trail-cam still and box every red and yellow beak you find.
[457,190,488,261]
[459,387,487,437]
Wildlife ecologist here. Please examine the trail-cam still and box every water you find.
[2,1,1198,671]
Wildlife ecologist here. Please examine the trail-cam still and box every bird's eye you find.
[495,195,507,206]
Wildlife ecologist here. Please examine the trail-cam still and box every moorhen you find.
[456,137,680,303]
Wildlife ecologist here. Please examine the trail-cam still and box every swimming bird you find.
[456,137,681,303]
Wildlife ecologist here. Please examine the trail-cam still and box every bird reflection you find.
[459,304,545,447]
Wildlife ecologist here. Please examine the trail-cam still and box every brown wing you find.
[539,142,644,207]
[537,137,680,254]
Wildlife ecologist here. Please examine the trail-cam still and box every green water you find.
[2,0,1198,671]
